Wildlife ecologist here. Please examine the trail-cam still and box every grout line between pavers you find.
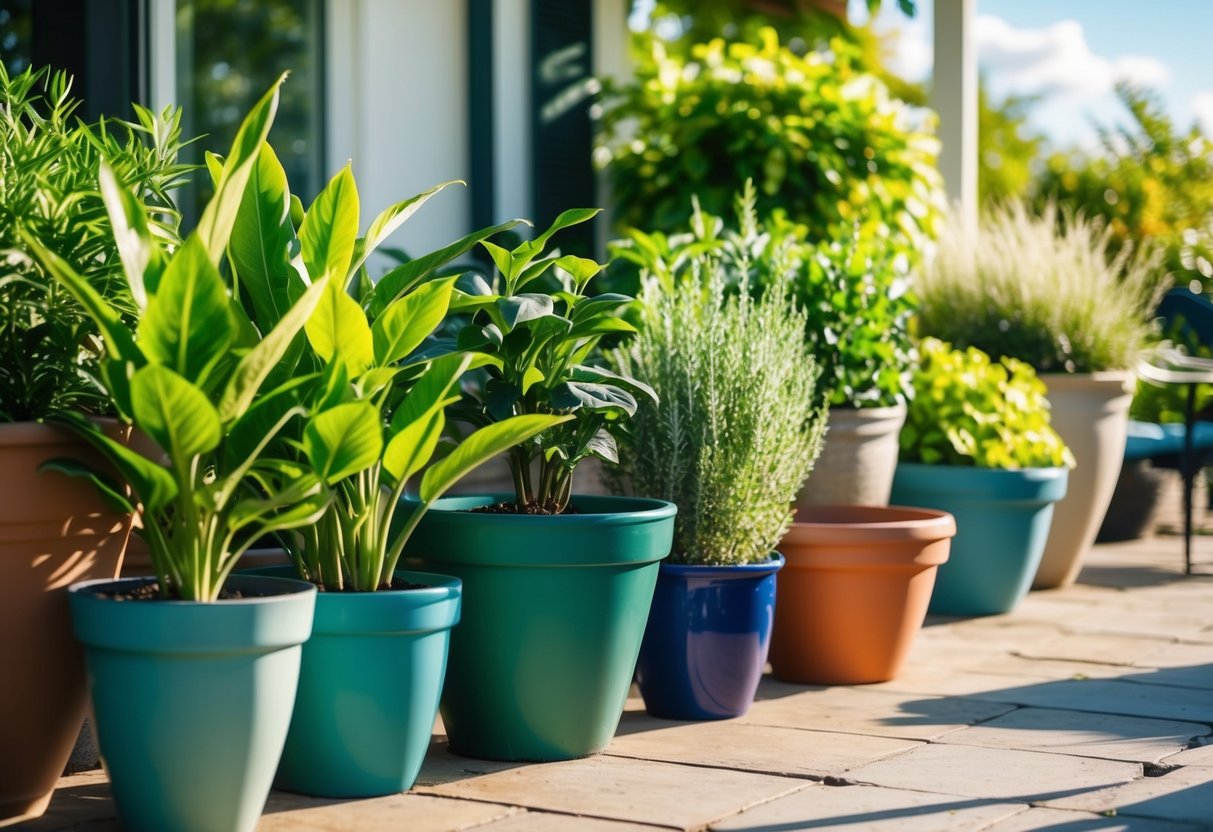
[408,790,690,832]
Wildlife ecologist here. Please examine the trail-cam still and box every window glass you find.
[175,0,324,219]
[0,0,34,77]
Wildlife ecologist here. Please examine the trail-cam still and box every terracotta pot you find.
[770,505,955,685]
[1034,372,1133,589]
[796,404,906,508]
[0,421,133,823]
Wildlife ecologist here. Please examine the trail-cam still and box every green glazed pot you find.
[890,463,1068,616]
[404,494,676,762]
[244,566,461,797]
[68,575,316,832]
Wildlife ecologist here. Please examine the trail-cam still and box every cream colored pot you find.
[1034,372,1134,589]
[797,404,907,508]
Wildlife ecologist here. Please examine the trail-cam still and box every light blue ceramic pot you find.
[890,463,1068,616]
[69,575,316,832]
[245,566,461,797]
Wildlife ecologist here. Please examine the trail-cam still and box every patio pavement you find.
[25,535,1213,831]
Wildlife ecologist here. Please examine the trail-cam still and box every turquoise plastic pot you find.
[244,566,461,797]
[890,463,1068,616]
[68,575,315,832]
[404,494,675,762]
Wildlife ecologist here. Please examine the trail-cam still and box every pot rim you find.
[0,417,127,447]
[69,574,316,605]
[659,552,784,577]
[1039,370,1135,391]
[412,493,677,524]
[785,504,957,544]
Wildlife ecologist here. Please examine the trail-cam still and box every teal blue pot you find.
[244,566,461,797]
[403,494,675,762]
[890,464,1068,616]
[68,575,316,832]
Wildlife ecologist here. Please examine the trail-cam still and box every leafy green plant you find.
[900,338,1073,470]
[604,253,827,566]
[614,183,915,408]
[597,27,945,259]
[221,148,568,591]
[0,64,192,421]
[916,202,1164,374]
[24,78,335,602]
[445,210,653,514]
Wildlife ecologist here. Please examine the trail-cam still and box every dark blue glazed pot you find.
[635,554,784,721]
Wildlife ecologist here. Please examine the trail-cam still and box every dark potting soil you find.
[468,501,580,516]
[318,577,431,592]
[94,582,279,601]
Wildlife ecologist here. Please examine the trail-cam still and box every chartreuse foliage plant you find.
[900,338,1074,471]
[917,202,1163,374]
[597,27,945,256]
[605,253,827,566]
[0,64,192,421]
[220,147,568,591]
[24,77,336,602]
[445,209,654,514]
[614,183,915,408]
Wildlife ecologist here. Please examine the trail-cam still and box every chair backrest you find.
[1157,288,1213,348]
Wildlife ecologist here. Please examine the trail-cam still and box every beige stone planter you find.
[797,404,906,508]
[1034,371,1134,589]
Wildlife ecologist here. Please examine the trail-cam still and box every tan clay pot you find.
[1034,372,1133,589]
[0,421,133,823]
[796,404,906,508]
[770,504,955,685]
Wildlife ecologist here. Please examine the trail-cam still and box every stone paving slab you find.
[258,793,518,831]
[415,746,808,830]
[981,806,1206,831]
[708,783,1025,831]
[741,684,1017,741]
[1040,764,1213,825]
[607,716,922,777]
[846,744,1141,801]
[936,707,1206,763]
[474,813,669,831]
[1162,741,1213,767]
[965,678,1213,723]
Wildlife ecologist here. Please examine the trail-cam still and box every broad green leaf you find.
[554,255,604,290]
[196,75,284,265]
[305,277,374,375]
[512,255,561,291]
[583,429,618,464]
[138,235,236,384]
[44,412,178,513]
[300,163,360,285]
[40,459,136,514]
[371,219,525,312]
[229,143,305,330]
[348,180,463,278]
[570,294,634,324]
[568,316,637,339]
[481,241,515,281]
[496,294,554,330]
[522,366,544,394]
[570,364,658,404]
[389,353,472,435]
[223,376,312,473]
[204,151,223,186]
[21,233,145,367]
[219,276,331,422]
[303,401,383,483]
[419,414,571,502]
[382,408,446,484]
[549,381,638,416]
[372,276,456,366]
[98,161,161,308]
[531,207,601,249]
[131,365,223,460]
[228,473,326,531]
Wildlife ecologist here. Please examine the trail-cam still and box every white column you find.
[931,0,978,228]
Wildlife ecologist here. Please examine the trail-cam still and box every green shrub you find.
[915,202,1164,374]
[0,65,191,421]
[900,338,1073,470]
[605,250,827,566]
[596,28,945,257]
[614,184,914,408]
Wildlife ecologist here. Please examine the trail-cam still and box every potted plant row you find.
[891,338,1073,617]
[917,203,1163,588]
[0,65,192,824]
[24,76,599,828]
[605,190,827,720]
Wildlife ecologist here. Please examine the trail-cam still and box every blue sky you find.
[859,0,1213,150]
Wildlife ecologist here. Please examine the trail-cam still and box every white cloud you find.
[878,17,933,84]
[976,16,1170,97]
[1191,91,1213,134]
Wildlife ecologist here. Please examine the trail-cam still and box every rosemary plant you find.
[606,253,828,565]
